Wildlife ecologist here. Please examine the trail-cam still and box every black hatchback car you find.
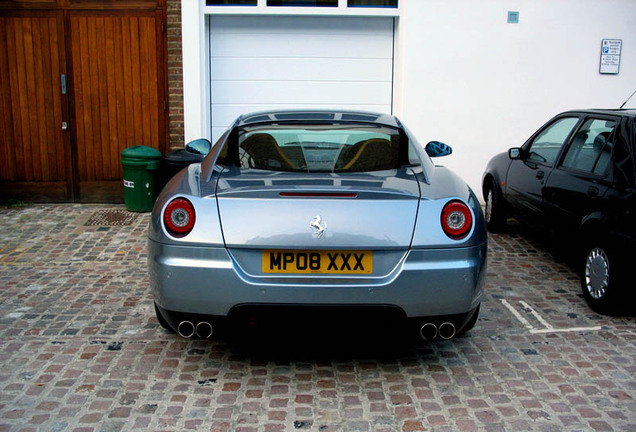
[482,109,635,313]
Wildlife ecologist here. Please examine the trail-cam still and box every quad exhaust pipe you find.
[438,322,456,340]
[420,322,456,341]
[195,321,214,339]
[183,319,455,341]
[420,323,438,341]
[178,321,214,339]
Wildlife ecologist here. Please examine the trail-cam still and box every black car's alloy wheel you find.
[584,247,610,300]
[484,180,506,232]
[581,244,623,314]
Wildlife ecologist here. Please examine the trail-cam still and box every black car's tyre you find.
[484,179,506,232]
[154,303,174,332]
[581,243,624,314]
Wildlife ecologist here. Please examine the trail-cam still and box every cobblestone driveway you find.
[0,204,634,432]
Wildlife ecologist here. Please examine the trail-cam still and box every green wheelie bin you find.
[120,146,162,212]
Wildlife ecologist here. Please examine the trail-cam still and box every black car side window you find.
[561,118,616,175]
[527,117,578,165]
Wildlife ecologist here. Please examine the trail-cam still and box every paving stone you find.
[0,204,635,431]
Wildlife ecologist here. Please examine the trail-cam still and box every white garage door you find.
[209,15,394,141]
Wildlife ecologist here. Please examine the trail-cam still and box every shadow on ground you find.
[495,218,636,317]
[220,316,429,362]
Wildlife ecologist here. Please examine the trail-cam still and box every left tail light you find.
[441,200,472,239]
[164,198,196,237]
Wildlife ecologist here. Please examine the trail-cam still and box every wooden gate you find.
[69,11,164,201]
[0,12,73,201]
[0,2,166,203]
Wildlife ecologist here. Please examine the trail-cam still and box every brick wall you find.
[166,0,184,149]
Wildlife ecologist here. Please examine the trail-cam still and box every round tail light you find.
[164,198,196,237]
[441,200,472,239]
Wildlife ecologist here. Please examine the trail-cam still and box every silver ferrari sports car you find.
[148,110,487,341]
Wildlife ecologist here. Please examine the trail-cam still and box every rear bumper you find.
[148,240,487,319]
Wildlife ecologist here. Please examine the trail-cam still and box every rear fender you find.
[579,212,607,245]
[411,194,486,249]
[149,164,225,246]
[580,211,605,230]
[413,167,487,248]
[149,194,224,246]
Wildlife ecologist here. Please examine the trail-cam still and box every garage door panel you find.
[210,15,392,36]
[209,15,394,142]
[212,81,392,105]
[211,33,392,59]
[211,58,393,82]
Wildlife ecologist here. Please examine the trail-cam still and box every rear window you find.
[561,118,616,175]
[234,124,403,172]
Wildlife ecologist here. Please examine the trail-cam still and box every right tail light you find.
[441,200,472,239]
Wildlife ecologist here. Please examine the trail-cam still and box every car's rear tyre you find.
[484,179,506,232]
[581,243,623,314]
[154,303,175,332]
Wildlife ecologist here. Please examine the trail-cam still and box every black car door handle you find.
[536,170,545,180]
[587,186,599,198]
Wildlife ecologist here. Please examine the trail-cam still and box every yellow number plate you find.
[262,250,372,274]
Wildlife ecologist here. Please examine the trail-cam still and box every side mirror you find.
[508,148,522,160]
[185,138,212,156]
[425,141,452,157]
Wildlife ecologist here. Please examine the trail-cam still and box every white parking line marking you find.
[501,299,533,330]
[529,326,602,334]
[519,301,553,330]
[501,299,602,334]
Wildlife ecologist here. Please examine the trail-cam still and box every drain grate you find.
[84,210,139,227]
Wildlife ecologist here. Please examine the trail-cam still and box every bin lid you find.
[146,160,161,170]
[121,145,162,160]
[163,148,205,164]
[121,159,147,167]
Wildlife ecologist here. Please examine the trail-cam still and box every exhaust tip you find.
[196,321,214,339]
[178,321,195,338]
[439,322,456,340]
[420,323,438,341]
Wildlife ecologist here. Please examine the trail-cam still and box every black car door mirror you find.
[185,138,212,156]
[509,148,522,160]
[425,141,452,157]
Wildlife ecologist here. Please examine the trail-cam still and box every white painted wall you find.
[398,0,636,199]
[182,0,210,143]
[184,0,635,199]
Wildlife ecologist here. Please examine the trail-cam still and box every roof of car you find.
[236,110,401,128]
[561,108,636,118]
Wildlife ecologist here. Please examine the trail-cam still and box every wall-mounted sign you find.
[600,39,622,74]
